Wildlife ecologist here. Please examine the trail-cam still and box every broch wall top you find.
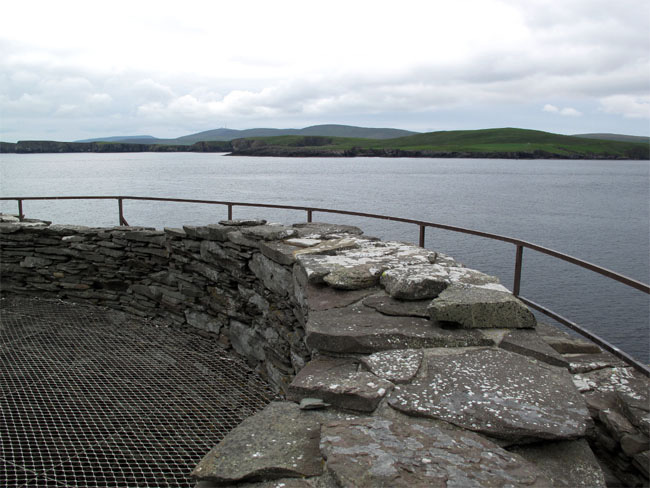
[1,214,648,487]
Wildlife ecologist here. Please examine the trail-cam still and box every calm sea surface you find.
[1,153,648,362]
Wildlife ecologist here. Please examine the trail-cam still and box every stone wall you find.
[1,213,648,487]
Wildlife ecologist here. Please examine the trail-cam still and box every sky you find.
[1,0,649,142]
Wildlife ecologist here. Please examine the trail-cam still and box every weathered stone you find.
[322,264,380,290]
[388,348,590,442]
[500,329,569,368]
[249,253,293,297]
[285,238,322,248]
[298,398,331,410]
[565,352,626,373]
[219,219,267,226]
[288,357,392,412]
[184,310,222,334]
[188,262,221,283]
[259,241,302,266]
[429,284,536,329]
[230,320,265,361]
[632,450,649,477]
[306,302,493,354]
[292,222,363,238]
[163,227,186,238]
[509,439,606,488]
[599,408,637,441]
[320,416,552,488]
[621,433,650,456]
[361,349,423,384]
[19,256,53,268]
[544,336,601,354]
[124,230,165,245]
[240,225,298,241]
[227,230,260,248]
[292,237,361,257]
[362,293,430,318]
[380,264,449,300]
[304,284,379,312]
[192,402,323,484]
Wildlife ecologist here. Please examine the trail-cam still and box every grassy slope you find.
[242,128,649,158]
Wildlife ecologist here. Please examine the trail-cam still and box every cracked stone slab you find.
[292,237,362,257]
[509,439,606,488]
[287,357,393,412]
[564,352,626,374]
[192,402,323,484]
[500,329,569,368]
[304,284,379,312]
[320,416,552,488]
[305,302,493,354]
[543,336,601,354]
[429,284,536,329]
[380,264,449,300]
[361,349,423,384]
[388,348,590,442]
[362,293,431,318]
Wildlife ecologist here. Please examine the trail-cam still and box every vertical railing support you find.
[419,225,426,248]
[227,204,233,221]
[513,244,523,296]
[17,199,24,221]
[118,198,128,226]
[307,209,313,223]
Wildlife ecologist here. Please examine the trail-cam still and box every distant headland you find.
[1,125,648,160]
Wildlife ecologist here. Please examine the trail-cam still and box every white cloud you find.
[542,105,582,116]
[599,95,650,119]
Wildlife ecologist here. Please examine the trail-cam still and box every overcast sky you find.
[1,0,649,142]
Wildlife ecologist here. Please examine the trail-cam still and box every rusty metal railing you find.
[2,195,649,375]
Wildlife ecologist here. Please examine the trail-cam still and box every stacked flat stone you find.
[1,213,648,487]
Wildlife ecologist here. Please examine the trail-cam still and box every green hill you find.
[229,128,649,160]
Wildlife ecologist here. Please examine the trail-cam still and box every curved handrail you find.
[2,195,649,375]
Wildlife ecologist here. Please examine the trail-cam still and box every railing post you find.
[307,209,313,223]
[17,199,24,221]
[118,198,126,226]
[419,225,426,248]
[513,244,523,296]
[227,204,233,221]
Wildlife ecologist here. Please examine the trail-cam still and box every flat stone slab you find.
[304,284,379,312]
[543,336,601,354]
[219,218,267,226]
[362,293,430,318]
[509,439,606,488]
[361,349,423,384]
[287,357,393,412]
[292,222,364,238]
[429,284,536,329]
[388,348,590,442]
[192,402,323,484]
[293,237,361,257]
[320,416,552,487]
[500,329,569,368]
[240,225,298,241]
[305,302,493,354]
[259,240,302,265]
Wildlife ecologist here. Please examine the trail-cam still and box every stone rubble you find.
[1,213,647,487]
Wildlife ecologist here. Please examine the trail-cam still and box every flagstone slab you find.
[192,402,323,484]
[429,284,536,329]
[305,302,493,354]
[361,349,423,384]
[287,357,393,412]
[304,284,380,312]
[388,348,590,442]
[500,329,569,368]
[362,293,430,318]
[320,416,552,487]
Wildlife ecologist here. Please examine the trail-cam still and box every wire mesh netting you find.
[0,296,275,487]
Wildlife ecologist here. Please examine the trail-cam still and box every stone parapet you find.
[1,213,647,487]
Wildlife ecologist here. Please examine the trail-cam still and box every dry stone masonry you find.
[0,213,648,487]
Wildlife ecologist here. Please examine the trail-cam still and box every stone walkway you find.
[0,296,274,487]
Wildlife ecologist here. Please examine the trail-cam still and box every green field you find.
[233,128,649,159]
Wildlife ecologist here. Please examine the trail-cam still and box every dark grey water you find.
[1,153,648,362]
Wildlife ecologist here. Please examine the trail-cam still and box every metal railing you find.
[3,195,649,376]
